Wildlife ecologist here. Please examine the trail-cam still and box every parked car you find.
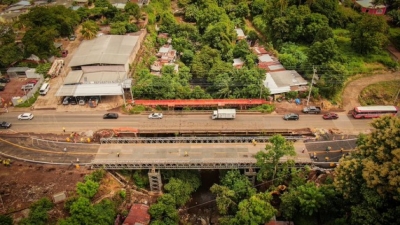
[18,113,34,120]
[103,113,119,119]
[283,113,299,120]
[322,113,339,120]
[69,97,77,105]
[27,79,38,85]
[62,97,71,105]
[148,113,163,119]
[0,121,12,129]
[78,97,86,106]
[89,97,100,108]
[69,35,76,41]
[62,50,69,57]
[0,83,5,91]
[21,83,34,91]
[0,77,10,83]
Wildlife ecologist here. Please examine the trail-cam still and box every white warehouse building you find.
[56,34,143,98]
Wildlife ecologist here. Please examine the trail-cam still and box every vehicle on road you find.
[302,106,321,114]
[0,121,12,129]
[352,105,398,119]
[212,109,236,120]
[148,113,163,119]
[18,113,34,120]
[103,113,119,119]
[283,113,299,120]
[322,113,339,120]
[0,77,10,83]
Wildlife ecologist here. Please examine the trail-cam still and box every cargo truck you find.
[212,109,236,120]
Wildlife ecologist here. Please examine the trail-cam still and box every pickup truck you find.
[302,106,322,114]
[21,83,35,91]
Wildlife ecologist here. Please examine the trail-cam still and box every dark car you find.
[0,121,12,129]
[103,113,119,119]
[0,77,10,83]
[283,113,299,120]
[322,113,339,120]
[69,97,77,105]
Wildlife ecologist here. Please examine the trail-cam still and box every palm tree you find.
[80,21,98,40]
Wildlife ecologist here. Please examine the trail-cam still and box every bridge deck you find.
[91,142,312,169]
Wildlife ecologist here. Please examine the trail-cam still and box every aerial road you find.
[0,111,373,135]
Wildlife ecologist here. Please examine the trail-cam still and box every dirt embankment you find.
[342,72,400,112]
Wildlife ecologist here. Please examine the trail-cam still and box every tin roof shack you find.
[7,67,30,78]
[263,70,308,95]
[355,0,386,15]
[123,204,150,225]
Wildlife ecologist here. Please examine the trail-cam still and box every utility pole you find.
[306,66,317,106]
[394,88,400,105]
[259,80,263,99]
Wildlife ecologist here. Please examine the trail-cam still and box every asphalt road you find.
[0,111,373,134]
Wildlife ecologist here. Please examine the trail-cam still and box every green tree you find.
[334,116,400,225]
[22,27,58,58]
[228,192,276,225]
[317,61,348,98]
[251,0,267,16]
[181,49,194,65]
[110,22,127,35]
[191,46,221,78]
[210,184,237,215]
[125,2,141,19]
[307,38,338,65]
[255,135,296,182]
[350,14,389,54]
[76,180,100,199]
[149,194,179,225]
[221,170,256,202]
[163,178,193,207]
[0,43,23,68]
[81,20,99,40]
[0,215,13,225]
[35,63,52,76]
[19,198,54,225]
[19,6,80,37]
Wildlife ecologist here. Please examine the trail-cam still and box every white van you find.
[39,83,50,95]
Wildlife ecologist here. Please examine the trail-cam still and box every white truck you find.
[212,109,236,120]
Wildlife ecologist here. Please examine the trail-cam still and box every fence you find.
[11,76,44,106]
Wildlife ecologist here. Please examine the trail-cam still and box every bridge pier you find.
[244,168,257,185]
[148,168,163,193]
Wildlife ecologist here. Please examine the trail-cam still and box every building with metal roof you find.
[69,35,140,72]
[263,70,308,95]
[56,34,143,100]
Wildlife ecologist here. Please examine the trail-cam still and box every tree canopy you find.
[333,116,400,225]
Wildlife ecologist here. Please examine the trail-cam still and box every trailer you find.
[212,109,236,120]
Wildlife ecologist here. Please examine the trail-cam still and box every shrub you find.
[251,104,276,113]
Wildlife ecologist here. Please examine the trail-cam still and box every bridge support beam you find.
[148,168,162,193]
[244,168,257,185]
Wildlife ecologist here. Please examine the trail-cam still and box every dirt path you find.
[342,72,400,112]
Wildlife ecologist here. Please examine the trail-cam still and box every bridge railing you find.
[99,136,305,144]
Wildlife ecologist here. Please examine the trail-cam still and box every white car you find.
[148,113,163,119]
[18,113,34,120]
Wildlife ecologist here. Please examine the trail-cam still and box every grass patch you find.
[250,104,276,113]
[358,80,400,106]
[15,92,39,108]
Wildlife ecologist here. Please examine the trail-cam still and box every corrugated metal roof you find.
[269,70,308,87]
[56,83,123,97]
[7,67,29,73]
[123,204,150,225]
[55,85,78,96]
[82,71,126,83]
[69,35,139,67]
[64,70,83,84]
[81,65,126,73]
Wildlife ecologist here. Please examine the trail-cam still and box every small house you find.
[263,70,308,95]
[123,204,150,225]
[355,0,386,15]
[235,28,246,40]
